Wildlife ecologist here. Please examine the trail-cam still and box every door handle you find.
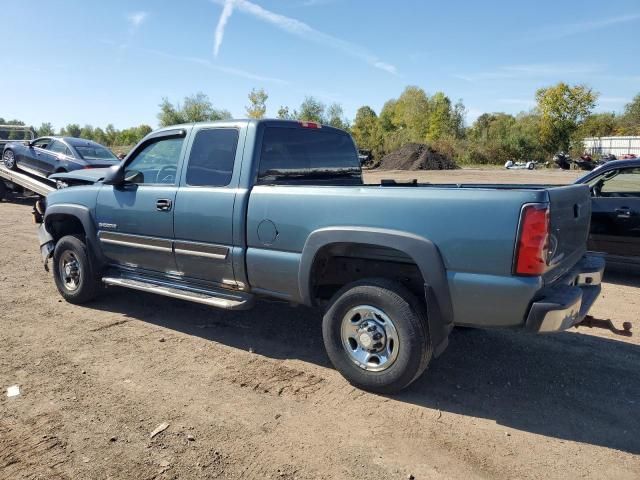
[156,199,172,211]
[615,208,632,219]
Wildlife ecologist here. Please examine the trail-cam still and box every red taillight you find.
[514,204,550,276]
[299,121,322,129]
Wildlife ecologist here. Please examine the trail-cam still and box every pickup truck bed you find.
[36,119,604,393]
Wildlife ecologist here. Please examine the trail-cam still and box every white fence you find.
[583,136,640,156]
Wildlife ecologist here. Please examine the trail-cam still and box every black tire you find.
[322,278,432,394]
[3,149,17,170]
[52,235,99,304]
[0,181,7,201]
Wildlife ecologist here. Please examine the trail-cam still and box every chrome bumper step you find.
[102,275,254,310]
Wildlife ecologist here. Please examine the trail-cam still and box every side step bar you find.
[102,276,255,310]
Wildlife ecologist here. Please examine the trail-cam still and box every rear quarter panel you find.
[246,185,547,326]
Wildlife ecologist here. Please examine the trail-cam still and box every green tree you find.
[577,113,617,138]
[426,92,453,142]
[37,122,55,136]
[105,124,118,146]
[245,88,268,119]
[535,82,597,153]
[351,106,383,157]
[157,93,231,127]
[277,106,295,120]
[93,127,108,145]
[298,96,325,123]
[617,94,640,135]
[158,98,185,126]
[326,103,348,130]
[62,124,81,137]
[79,124,95,140]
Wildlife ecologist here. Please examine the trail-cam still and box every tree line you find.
[0,118,152,149]
[3,83,639,165]
[159,84,640,165]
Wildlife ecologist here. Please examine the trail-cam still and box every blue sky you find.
[2,0,639,130]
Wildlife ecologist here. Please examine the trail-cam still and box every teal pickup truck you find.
[36,119,604,393]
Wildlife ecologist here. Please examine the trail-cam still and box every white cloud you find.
[127,11,148,29]
[534,13,640,41]
[454,63,602,83]
[141,47,289,85]
[300,0,337,6]
[211,0,398,75]
[214,0,235,57]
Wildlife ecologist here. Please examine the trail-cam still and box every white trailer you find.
[583,136,640,156]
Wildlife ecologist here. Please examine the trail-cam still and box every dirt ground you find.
[1,169,639,479]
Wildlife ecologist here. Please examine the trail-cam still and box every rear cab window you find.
[185,128,239,187]
[257,126,361,185]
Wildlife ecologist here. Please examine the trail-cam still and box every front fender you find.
[44,203,106,266]
[298,227,454,356]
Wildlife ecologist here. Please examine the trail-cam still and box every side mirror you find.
[103,165,125,185]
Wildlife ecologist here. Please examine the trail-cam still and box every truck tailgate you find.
[544,184,592,284]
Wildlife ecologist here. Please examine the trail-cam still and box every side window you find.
[599,168,640,196]
[185,128,239,187]
[33,138,51,149]
[125,137,184,185]
[48,140,67,155]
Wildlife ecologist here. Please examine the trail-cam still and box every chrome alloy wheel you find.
[3,150,15,169]
[59,251,81,291]
[340,305,400,372]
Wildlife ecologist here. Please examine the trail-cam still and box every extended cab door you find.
[95,128,189,274]
[173,125,244,286]
[588,166,640,258]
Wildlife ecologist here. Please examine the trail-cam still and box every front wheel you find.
[322,278,432,394]
[3,149,16,170]
[52,235,99,304]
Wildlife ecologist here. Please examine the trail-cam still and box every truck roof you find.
[155,119,349,134]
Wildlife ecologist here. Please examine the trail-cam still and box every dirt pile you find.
[378,143,459,170]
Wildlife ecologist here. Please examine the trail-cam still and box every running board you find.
[102,276,254,310]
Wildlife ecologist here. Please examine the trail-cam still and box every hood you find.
[49,168,111,184]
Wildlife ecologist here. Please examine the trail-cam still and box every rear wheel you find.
[322,278,432,394]
[3,149,16,170]
[0,181,7,201]
[52,235,99,304]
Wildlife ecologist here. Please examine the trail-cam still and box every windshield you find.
[74,145,117,161]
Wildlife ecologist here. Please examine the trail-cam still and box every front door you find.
[589,166,640,258]
[173,126,242,285]
[25,138,56,176]
[95,130,189,274]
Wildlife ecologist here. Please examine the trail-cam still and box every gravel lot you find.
[1,168,639,479]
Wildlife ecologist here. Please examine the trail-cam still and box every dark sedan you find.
[575,159,640,266]
[2,136,120,178]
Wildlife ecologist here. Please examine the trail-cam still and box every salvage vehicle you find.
[576,159,640,266]
[504,160,536,170]
[36,119,604,393]
[3,136,119,179]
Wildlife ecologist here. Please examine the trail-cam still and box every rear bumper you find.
[525,255,604,333]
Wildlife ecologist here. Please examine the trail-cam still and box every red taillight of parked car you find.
[514,204,550,276]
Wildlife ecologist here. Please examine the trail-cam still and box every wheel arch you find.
[44,203,106,266]
[299,227,453,355]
